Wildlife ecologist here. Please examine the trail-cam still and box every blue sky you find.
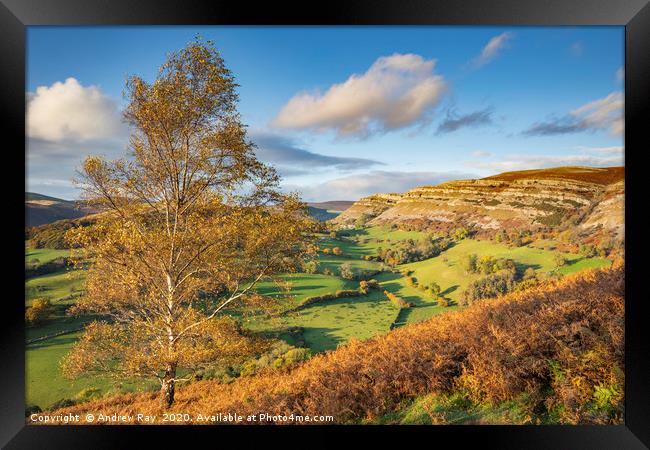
[26,26,624,201]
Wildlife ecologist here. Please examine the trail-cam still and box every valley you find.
[25,223,612,409]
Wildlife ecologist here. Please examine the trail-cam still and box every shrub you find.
[302,260,319,274]
[322,248,331,254]
[376,236,452,266]
[384,290,411,309]
[553,253,567,267]
[25,298,53,326]
[461,270,517,305]
[463,254,478,274]
[428,282,441,298]
[282,348,312,365]
[338,263,355,280]
[453,227,469,241]
[359,280,370,295]
[332,247,343,256]
[75,388,102,402]
[241,343,314,376]
[580,244,597,258]
[335,289,361,298]
[523,267,537,280]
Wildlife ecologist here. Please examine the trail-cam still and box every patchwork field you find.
[24,226,612,409]
[400,239,610,305]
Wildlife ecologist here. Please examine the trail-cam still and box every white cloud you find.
[27,77,123,142]
[26,78,128,199]
[470,32,514,68]
[284,170,477,202]
[272,53,447,138]
[471,151,492,158]
[466,153,624,173]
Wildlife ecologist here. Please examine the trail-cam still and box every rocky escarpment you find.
[332,166,624,241]
[332,193,403,224]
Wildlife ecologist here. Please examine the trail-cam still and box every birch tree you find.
[62,40,315,407]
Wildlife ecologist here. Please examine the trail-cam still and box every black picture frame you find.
[2,0,649,447]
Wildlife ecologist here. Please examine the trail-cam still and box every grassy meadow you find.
[24,225,611,410]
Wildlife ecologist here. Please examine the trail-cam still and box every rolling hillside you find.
[49,265,624,425]
[26,193,96,227]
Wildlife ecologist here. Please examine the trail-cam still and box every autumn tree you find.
[62,40,315,407]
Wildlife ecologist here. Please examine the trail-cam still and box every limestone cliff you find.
[332,167,624,241]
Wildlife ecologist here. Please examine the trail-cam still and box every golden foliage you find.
[62,39,315,406]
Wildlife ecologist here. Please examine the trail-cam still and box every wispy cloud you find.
[272,53,447,138]
[469,32,514,69]
[523,92,623,137]
[466,152,623,173]
[252,132,384,176]
[575,145,624,155]
[471,151,492,158]
[436,108,493,134]
[284,170,477,202]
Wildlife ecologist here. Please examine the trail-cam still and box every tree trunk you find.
[160,364,177,408]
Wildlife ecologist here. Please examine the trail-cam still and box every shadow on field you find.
[302,327,344,352]
[515,262,542,272]
[441,285,459,296]
[339,229,369,238]
[27,334,79,350]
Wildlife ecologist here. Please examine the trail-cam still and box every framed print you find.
[2,0,649,447]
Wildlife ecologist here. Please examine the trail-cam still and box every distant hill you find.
[332,166,624,245]
[306,201,355,222]
[26,192,96,227]
[484,166,624,185]
[307,201,354,212]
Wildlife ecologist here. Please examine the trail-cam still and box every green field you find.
[400,239,611,306]
[26,331,156,409]
[26,248,71,264]
[245,230,611,345]
[25,246,137,409]
[254,273,359,305]
[248,288,399,352]
[24,227,612,409]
